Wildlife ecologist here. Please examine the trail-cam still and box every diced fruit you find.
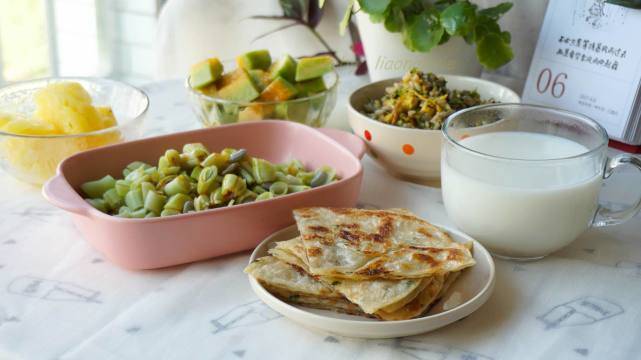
[190,58,223,89]
[296,77,327,96]
[269,54,297,83]
[236,50,272,71]
[2,117,60,135]
[295,56,334,81]
[238,104,274,122]
[96,106,117,128]
[274,102,310,122]
[259,77,298,101]
[34,82,103,134]
[217,69,260,102]
[248,69,271,91]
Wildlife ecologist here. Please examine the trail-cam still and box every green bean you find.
[237,190,257,204]
[183,143,209,154]
[256,192,274,201]
[130,208,147,218]
[288,185,311,193]
[81,175,115,198]
[190,166,203,180]
[157,175,176,190]
[310,170,328,188]
[320,166,336,182]
[118,206,132,217]
[141,181,155,200]
[126,161,151,172]
[160,209,181,217]
[180,149,208,169]
[123,169,131,178]
[86,198,108,212]
[183,200,195,213]
[239,168,255,185]
[194,194,210,211]
[144,166,160,183]
[229,149,247,162]
[197,166,219,195]
[276,172,302,185]
[114,180,130,197]
[201,152,229,168]
[144,191,166,215]
[164,174,191,196]
[221,162,239,175]
[269,181,288,196]
[298,171,314,185]
[221,148,236,156]
[165,193,191,211]
[211,187,225,205]
[144,212,157,218]
[227,199,236,206]
[252,158,276,183]
[125,189,144,210]
[103,188,122,209]
[221,174,246,197]
[252,185,266,194]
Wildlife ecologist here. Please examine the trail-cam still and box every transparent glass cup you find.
[441,103,641,260]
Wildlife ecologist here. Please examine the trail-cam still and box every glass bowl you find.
[186,68,338,128]
[0,77,149,185]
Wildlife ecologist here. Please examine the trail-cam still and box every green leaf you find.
[402,10,444,52]
[605,0,641,9]
[476,32,513,69]
[478,2,513,19]
[384,6,405,32]
[358,0,392,15]
[500,30,511,43]
[369,12,387,23]
[391,0,412,7]
[440,1,476,36]
[474,14,501,40]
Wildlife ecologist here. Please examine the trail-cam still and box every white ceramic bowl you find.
[247,224,495,339]
[347,75,520,181]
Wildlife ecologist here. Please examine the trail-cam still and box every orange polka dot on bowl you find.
[364,130,372,141]
[402,144,415,155]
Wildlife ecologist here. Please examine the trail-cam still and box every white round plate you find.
[247,224,496,339]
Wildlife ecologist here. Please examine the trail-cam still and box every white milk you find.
[442,132,603,258]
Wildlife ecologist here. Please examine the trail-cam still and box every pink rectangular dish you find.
[43,121,365,270]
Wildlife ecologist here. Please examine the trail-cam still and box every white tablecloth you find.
[1,71,641,360]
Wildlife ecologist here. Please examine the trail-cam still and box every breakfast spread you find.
[80,144,339,218]
[245,207,475,320]
[0,81,121,183]
[362,69,493,129]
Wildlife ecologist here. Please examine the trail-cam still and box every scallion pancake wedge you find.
[269,237,431,315]
[293,207,475,280]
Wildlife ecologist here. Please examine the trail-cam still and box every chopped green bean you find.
[81,175,115,198]
[183,200,195,213]
[269,181,288,196]
[125,189,144,210]
[114,179,130,197]
[288,185,311,193]
[144,191,166,215]
[118,206,132,218]
[164,174,191,196]
[130,208,147,218]
[201,152,229,168]
[103,188,122,209]
[237,190,258,204]
[197,166,219,195]
[310,170,328,188]
[141,181,155,200]
[194,194,210,211]
[190,166,203,180]
[252,158,276,183]
[252,185,266,194]
[221,174,246,197]
[239,168,255,185]
[86,198,108,212]
[165,193,191,211]
[145,212,157,218]
[211,187,225,205]
[256,192,274,201]
[126,161,151,172]
[160,209,181,217]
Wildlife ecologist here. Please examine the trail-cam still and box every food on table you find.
[362,69,494,130]
[0,81,121,183]
[188,50,336,125]
[81,144,339,218]
[245,208,475,321]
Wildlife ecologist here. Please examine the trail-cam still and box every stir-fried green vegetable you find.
[81,145,339,218]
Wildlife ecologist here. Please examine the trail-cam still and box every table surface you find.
[1,70,641,360]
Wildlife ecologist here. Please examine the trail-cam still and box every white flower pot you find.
[355,11,483,81]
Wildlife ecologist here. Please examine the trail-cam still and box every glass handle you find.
[592,154,641,227]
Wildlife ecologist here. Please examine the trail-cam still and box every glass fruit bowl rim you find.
[185,67,339,107]
[0,76,149,140]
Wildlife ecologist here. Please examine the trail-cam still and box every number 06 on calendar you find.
[522,0,641,145]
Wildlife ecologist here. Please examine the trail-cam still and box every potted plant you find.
[343,0,515,80]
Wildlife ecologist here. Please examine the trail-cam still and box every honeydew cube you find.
[248,69,271,91]
[190,58,223,89]
[295,56,334,81]
[259,77,298,101]
[296,77,327,96]
[217,69,260,102]
[269,54,297,83]
[236,50,272,71]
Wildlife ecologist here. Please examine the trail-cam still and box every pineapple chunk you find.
[95,106,117,128]
[34,82,103,134]
[2,117,60,135]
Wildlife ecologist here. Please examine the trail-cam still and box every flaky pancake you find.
[293,207,475,280]
[269,238,429,314]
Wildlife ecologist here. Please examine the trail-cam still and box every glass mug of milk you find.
[441,104,641,260]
